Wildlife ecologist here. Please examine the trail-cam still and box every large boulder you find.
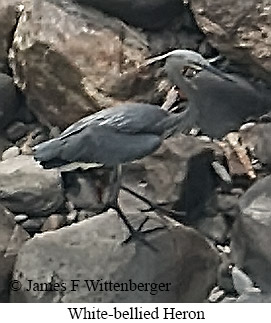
[231,175,271,292]
[10,0,159,129]
[11,211,219,302]
[190,0,271,84]
[0,155,64,216]
[75,0,185,30]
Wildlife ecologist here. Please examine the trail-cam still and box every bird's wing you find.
[59,124,162,166]
[59,103,169,140]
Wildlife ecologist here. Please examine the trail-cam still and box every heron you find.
[33,102,195,244]
[146,49,271,138]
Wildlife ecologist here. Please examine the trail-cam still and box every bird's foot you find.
[121,185,185,218]
[121,216,165,251]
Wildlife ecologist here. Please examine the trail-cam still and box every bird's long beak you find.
[203,64,235,82]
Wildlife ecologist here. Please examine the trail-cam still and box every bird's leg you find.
[106,166,165,249]
[121,185,185,218]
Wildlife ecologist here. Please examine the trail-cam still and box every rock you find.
[41,214,66,232]
[231,175,271,292]
[123,134,220,221]
[21,218,47,232]
[76,0,185,30]
[0,204,16,302]
[4,224,30,257]
[0,0,24,73]
[63,169,110,212]
[11,211,219,302]
[0,155,64,216]
[14,214,29,223]
[0,73,20,130]
[232,266,254,295]
[195,214,228,244]
[190,0,271,84]
[10,0,160,129]
[241,123,271,166]
[6,121,29,142]
[1,146,20,160]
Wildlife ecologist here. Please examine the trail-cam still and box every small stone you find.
[41,214,66,232]
[1,146,20,160]
[14,214,29,223]
[6,121,28,142]
[21,218,47,232]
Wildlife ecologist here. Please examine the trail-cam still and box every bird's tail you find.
[33,138,64,169]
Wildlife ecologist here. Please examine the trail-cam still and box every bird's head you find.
[145,49,233,93]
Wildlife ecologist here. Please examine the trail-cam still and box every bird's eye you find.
[182,66,200,78]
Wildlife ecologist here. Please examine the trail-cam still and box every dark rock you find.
[63,169,110,212]
[0,155,64,216]
[76,0,185,31]
[6,121,29,142]
[0,205,16,302]
[21,218,47,232]
[0,0,24,73]
[11,211,219,302]
[195,214,228,244]
[0,73,20,130]
[231,175,271,292]
[10,0,161,129]
[190,0,271,84]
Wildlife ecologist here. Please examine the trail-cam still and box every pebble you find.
[41,214,66,232]
[21,218,47,232]
[2,146,20,160]
[14,214,29,223]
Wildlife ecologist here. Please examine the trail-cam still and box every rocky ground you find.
[0,0,271,303]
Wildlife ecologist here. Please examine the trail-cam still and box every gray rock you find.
[76,0,185,30]
[231,175,271,292]
[0,204,16,302]
[6,121,29,142]
[11,211,219,302]
[4,224,30,257]
[1,146,20,160]
[190,0,271,84]
[21,218,47,232]
[232,266,254,295]
[0,73,20,130]
[10,0,161,129]
[0,155,64,216]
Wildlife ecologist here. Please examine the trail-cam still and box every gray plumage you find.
[33,103,193,168]
[146,49,271,138]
